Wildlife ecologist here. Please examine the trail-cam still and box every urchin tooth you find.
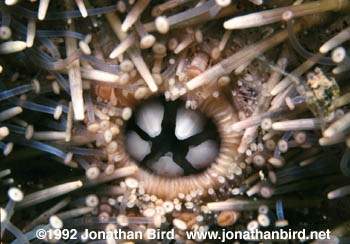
[175,106,204,140]
[126,131,151,161]
[149,152,184,177]
[136,101,164,138]
[186,140,218,169]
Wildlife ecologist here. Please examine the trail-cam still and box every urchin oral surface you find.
[124,96,237,199]
[1,0,350,243]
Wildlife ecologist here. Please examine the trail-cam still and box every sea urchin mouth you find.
[119,95,241,200]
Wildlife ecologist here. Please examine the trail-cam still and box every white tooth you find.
[186,140,218,169]
[126,131,151,161]
[149,152,183,177]
[136,101,164,138]
[175,106,204,140]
